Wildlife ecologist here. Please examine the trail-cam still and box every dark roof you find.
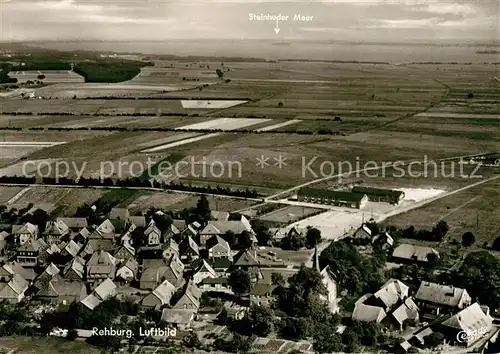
[297,187,366,202]
[352,186,404,198]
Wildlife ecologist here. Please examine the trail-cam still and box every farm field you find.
[383,178,500,245]
[3,186,108,215]
[128,190,258,213]
[8,70,85,83]
[0,186,25,204]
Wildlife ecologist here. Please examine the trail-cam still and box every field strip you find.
[137,133,201,147]
[0,142,66,147]
[415,112,500,119]
[6,187,31,205]
[256,119,302,132]
[141,133,221,152]
[434,195,479,223]
[176,117,271,131]
[180,100,248,109]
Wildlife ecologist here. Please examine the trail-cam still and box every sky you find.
[0,0,499,42]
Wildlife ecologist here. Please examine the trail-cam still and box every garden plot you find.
[180,100,248,109]
[176,117,271,131]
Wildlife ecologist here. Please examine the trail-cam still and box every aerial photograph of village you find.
[0,0,498,353]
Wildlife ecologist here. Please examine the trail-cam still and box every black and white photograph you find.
[0,0,499,353]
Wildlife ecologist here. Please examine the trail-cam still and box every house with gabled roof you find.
[372,231,394,251]
[129,215,146,228]
[34,263,60,290]
[36,276,87,305]
[351,224,372,245]
[415,282,472,316]
[79,241,94,259]
[206,235,232,260]
[250,282,275,306]
[56,217,88,230]
[144,220,162,246]
[172,280,200,312]
[365,278,409,312]
[94,219,116,240]
[0,274,29,303]
[179,236,199,263]
[162,238,179,260]
[80,278,116,310]
[0,264,14,282]
[233,249,259,269]
[16,238,47,267]
[86,250,117,283]
[3,262,36,281]
[440,303,493,347]
[352,293,387,324]
[389,297,419,331]
[39,243,61,264]
[116,258,139,284]
[141,279,176,309]
[13,222,39,245]
[161,308,195,331]
[392,244,439,264]
[140,265,169,290]
[43,220,70,245]
[63,256,85,281]
[312,247,339,314]
[73,227,90,244]
[60,240,82,258]
[192,259,216,284]
[164,224,180,240]
[114,243,135,262]
[199,217,255,248]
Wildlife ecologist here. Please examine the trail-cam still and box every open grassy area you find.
[382,177,500,245]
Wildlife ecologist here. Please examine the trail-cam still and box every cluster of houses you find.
[0,207,339,332]
[352,279,498,351]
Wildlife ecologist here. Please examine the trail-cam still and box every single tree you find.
[245,304,274,336]
[195,195,211,225]
[228,268,251,297]
[306,227,321,248]
[423,332,444,348]
[462,232,475,247]
[216,68,224,78]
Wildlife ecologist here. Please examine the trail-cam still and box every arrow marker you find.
[274,19,280,34]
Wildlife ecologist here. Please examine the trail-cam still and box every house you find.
[163,224,180,240]
[63,256,85,281]
[224,304,247,320]
[351,186,405,205]
[3,262,36,282]
[116,258,139,284]
[73,227,91,244]
[36,277,87,304]
[141,279,176,309]
[297,187,368,209]
[163,254,185,287]
[392,244,439,264]
[389,297,419,331]
[415,282,472,316]
[13,222,39,245]
[206,236,232,260]
[211,258,232,276]
[233,249,259,269]
[140,265,169,290]
[351,224,372,245]
[109,207,129,221]
[16,238,47,266]
[179,236,199,262]
[129,216,146,228]
[250,282,275,306]
[0,264,14,282]
[192,259,217,284]
[162,239,179,259]
[80,278,116,310]
[34,263,60,290]
[86,250,117,283]
[352,294,387,323]
[56,218,88,230]
[144,220,162,246]
[440,303,493,347]
[161,308,195,331]
[0,274,29,303]
[198,217,255,248]
[199,277,232,294]
[114,243,135,262]
[79,241,94,259]
[372,231,394,250]
[43,220,70,244]
[172,280,201,312]
[93,219,116,240]
[365,278,409,312]
[60,240,82,258]
[39,243,61,263]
